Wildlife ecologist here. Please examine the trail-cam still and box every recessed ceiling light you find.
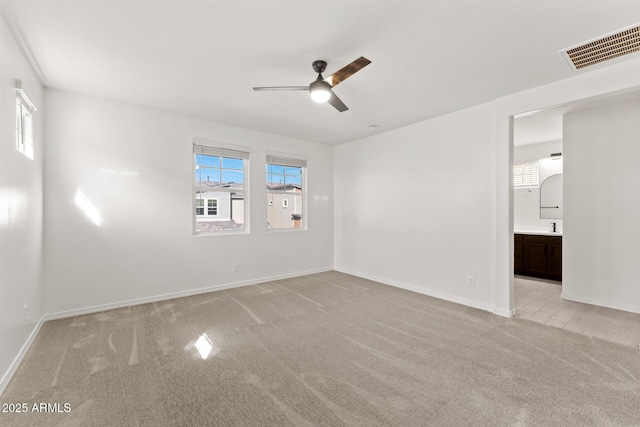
[368,124,379,130]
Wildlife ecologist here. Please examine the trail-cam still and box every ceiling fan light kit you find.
[309,80,331,103]
[253,56,371,112]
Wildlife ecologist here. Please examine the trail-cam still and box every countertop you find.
[514,229,563,236]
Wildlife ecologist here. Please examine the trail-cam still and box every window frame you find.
[15,82,37,160]
[193,142,249,235]
[266,155,307,231]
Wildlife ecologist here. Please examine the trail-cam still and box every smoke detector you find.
[560,23,640,71]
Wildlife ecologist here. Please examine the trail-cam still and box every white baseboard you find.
[561,293,640,315]
[0,316,45,395]
[494,308,516,318]
[43,267,333,322]
[335,267,497,314]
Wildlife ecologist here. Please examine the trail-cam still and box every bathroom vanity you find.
[514,231,562,281]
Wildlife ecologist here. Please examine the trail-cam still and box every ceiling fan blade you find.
[326,56,371,87]
[252,86,308,91]
[327,90,348,112]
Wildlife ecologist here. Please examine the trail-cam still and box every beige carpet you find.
[1,271,639,426]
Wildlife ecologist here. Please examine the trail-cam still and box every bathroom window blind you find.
[513,161,539,187]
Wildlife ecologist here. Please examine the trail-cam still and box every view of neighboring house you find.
[267,184,303,229]
[195,187,245,232]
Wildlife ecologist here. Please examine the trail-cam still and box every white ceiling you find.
[514,108,565,147]
[513,88,640,147]
[2,1,640,145]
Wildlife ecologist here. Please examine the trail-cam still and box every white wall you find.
[513,140,561,164]
[43,90,333,314]
[334,102,497,311]
[0,14,44,390]
[335,56,640,317]
[513,140,563,232]
[563,98,640,313]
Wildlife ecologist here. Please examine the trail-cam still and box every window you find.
[207,199,218,216]
[514,161,539,187]
[15,81,37,160]
[266,155,306,230]
[193,144,248,234]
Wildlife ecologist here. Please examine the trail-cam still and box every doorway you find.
[508,90,640,348]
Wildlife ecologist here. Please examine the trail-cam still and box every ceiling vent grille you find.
[561,23,640,71]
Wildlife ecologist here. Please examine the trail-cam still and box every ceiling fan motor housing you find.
[312,60,327,74]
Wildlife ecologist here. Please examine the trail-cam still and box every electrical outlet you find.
[232,263,240,272]
[467,276,475,287]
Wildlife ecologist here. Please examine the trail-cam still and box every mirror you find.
[540,173,563,219]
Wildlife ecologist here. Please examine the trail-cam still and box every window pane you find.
[23,111,33,142]
[267,173,284,188]
[24,142,34,159]
[268,164,285,175]
[285,166,301,176]
[267,193,303,230]
[16,97,35,159]
[221,157,244,170]
[196,154,220,167]
[222,170,244,187]
[16,100,22,150]
[195,190,245,233]
[267,165,302,189]
[284,174,302,187]
[284,166,302,187]
[196,167,221,187]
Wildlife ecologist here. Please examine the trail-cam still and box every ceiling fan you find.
[252,56,371,112]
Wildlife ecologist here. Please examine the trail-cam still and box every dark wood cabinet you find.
[547,239,562,281]
[514,234,562,281]
[514,234,523,275]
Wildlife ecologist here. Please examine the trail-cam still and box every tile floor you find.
[514,275,640,349]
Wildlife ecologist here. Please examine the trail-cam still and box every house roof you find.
[266,184,302,192]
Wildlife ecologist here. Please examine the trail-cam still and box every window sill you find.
[266,227,306,234]
[193,230,249,237]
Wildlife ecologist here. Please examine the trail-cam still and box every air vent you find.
[561,23,640,71]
